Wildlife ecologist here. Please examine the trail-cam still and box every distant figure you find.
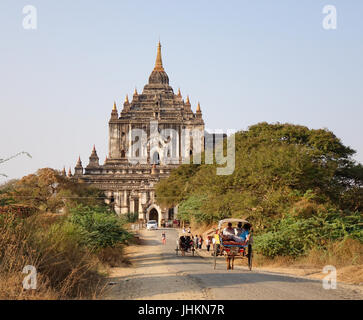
[213,230,221,255]
[194,235,199,249]
[206,236,211,252]
[198,236,203,249]
[161,232,166,245]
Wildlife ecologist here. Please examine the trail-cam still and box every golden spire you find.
[153,41,164,72]
[177,88,181,97]
[134,87,138,96]
[113,101,117,110]
[124,94,129,103]
[196,102,201,112]
[186,95,190,104]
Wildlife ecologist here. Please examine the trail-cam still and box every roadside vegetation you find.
[0,168,132,299]
[156,122,363,270]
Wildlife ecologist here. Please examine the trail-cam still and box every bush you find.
[254,210,362,258]
[68,205,131,251]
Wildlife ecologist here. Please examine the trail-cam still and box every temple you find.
[71,42,205,226]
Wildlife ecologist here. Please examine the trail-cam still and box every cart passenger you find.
[235,222,243,236]
[239,224,251,242]
[222,222,235,239]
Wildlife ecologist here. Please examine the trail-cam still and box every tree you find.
[155,123,363,227]
[2,168,105,212]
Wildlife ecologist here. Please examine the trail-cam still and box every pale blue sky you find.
[0,1,362,180]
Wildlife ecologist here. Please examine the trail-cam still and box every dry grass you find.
[252,238,363,284]
[96,245,131,268]
[0,213,107,299]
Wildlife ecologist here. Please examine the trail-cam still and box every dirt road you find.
[104,228,362,300]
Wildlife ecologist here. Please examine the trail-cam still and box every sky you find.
[0,0,362,181]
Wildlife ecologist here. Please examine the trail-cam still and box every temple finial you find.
[186,95,190,104]
[196,101,201,112]
[134,87,138,96]
[124,94,129,103]
[153,41,164,72]
[113,101,117,110]
[177,88,181,97]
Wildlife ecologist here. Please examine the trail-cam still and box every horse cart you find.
[175,232,195,256]
[213,218,253,270]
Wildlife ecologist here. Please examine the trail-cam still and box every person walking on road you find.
[161,232,166,245]
[206,237,211,252]
[198,236,203,249]
[194,235,199,249]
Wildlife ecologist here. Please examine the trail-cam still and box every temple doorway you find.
[149,208,158,221]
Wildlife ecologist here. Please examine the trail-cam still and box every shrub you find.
[254,210,362,258]
[68,205,131,251]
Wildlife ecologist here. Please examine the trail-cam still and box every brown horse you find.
[226,253,235,270]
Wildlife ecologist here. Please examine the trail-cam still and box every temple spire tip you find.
[153,41,164,72]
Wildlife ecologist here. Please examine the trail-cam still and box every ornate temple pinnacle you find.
[196,102,201,112]
[125,94,129,104]
[76,155,82,167]
[113,101,117,111]
[153,41,164,72]
[177,88,181,97]
[186,95,190,105]
[134,87,138,96]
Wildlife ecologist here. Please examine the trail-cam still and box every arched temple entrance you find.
[151,151,160,165]
[146,204,162,226]
[149,208,158,221]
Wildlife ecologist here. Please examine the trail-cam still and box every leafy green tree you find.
[155,123,363,228]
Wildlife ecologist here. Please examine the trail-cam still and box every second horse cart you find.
[175,232,195,256]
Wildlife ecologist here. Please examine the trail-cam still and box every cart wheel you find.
[213,245,217,270]
[248,244,253,271]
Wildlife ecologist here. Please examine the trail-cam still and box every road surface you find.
[104,228,362,300]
